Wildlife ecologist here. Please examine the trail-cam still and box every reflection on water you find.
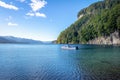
[0,44,120,80]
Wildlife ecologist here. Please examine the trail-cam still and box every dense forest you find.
[57,0,120,44]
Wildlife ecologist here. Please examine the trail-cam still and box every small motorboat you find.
[61,45,78,50]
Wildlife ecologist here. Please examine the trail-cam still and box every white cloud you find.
[26,12,35,16]
[26,0,47,18]
[35,12,46,17]
[30,0,47,12]
[0,1,18,10]
[26,12,46,18]
[8,22,18,26]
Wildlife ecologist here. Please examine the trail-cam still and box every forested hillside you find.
[57,0,120,44]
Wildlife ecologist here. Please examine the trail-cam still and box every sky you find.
[0,0,99,41]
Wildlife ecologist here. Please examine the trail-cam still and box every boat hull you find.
[61,46,77,50]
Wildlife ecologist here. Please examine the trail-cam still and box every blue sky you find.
[0,0,98,41]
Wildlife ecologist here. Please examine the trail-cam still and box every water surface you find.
[0,44,120,80]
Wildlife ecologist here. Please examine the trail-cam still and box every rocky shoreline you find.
[87,32,120,45]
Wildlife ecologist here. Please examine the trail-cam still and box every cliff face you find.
[87,32,120,45]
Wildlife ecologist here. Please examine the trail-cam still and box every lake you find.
[0,44,120,80]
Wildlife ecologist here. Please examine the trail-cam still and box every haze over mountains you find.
[0,36,43,44]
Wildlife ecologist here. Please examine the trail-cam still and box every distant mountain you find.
[42,40,57,44]
[0,36,43,44]
[52,40,57,44]
[42,41,52,44]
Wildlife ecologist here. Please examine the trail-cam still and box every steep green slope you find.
[57,0,120,44]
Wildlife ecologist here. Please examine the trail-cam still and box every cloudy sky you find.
[0,0,98,41]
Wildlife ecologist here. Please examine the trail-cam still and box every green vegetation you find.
[57,0,120,44]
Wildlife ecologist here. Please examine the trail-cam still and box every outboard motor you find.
[76,46,78,50]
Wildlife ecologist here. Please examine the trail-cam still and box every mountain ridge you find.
[0,36,43,44]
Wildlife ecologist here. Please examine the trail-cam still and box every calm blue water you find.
[0,44,120,80]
